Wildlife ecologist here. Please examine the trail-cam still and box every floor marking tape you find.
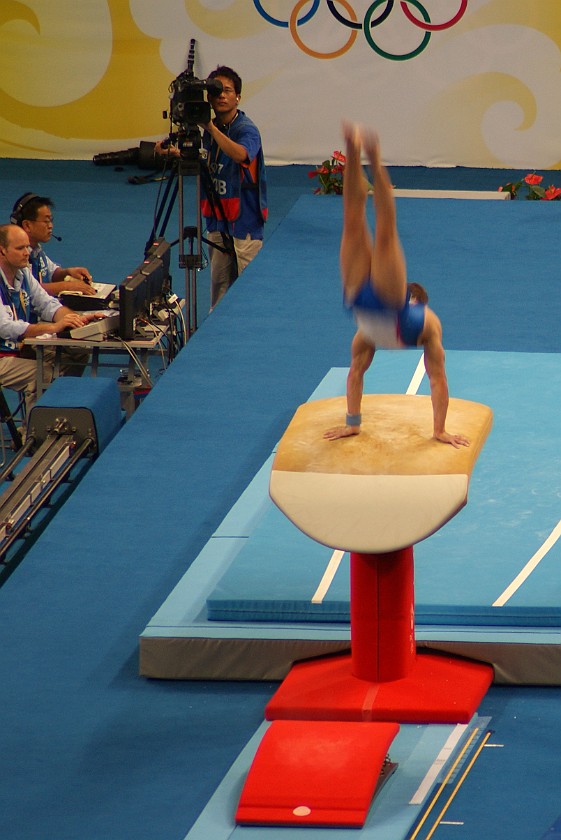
[493,517,561,607]
[407,727,480,840]
[424,730,493,840]
[311,549,345,603]
[406,354,425,395]
[410,724,468,805]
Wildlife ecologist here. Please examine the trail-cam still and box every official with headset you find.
[0,224,92,415]
[10,192,96,298]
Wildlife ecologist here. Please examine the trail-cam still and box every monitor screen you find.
[118,267,148,340]
[141,256,168,304]
[146,237,171,276]
[118,242,172,340]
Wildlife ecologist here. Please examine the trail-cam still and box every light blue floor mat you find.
[207,351,561,627]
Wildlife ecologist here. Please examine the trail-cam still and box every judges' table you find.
[23,330,166,417]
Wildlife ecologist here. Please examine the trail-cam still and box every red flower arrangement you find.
[498,172,561,201]
[308,150,346,194]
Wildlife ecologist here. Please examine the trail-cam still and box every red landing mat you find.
[236,719,399,828]
[265,651,494,723]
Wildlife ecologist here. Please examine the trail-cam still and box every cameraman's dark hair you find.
[208,65,242,96]
[408,282,428,304]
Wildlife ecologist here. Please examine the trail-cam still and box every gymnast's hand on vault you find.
[323,425,360,441]
[434,431,470,448]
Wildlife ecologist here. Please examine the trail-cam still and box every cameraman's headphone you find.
[10,192,39,226]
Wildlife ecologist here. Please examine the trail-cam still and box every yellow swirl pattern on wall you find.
[418,74,537,167]
[425,0,561,169]
[458,0,561,52]
[186,0,265,38]
[0,1,172,156]
[0,0,559,166]
[0,1,38,32]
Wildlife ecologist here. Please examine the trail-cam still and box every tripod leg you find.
[144,166,179,255]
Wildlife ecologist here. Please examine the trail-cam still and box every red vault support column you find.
[350,548,415,682]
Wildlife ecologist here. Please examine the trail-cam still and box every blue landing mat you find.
[183,717,491,840]
[206,351,561,628]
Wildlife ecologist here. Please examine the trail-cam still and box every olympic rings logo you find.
[253,0,468,61]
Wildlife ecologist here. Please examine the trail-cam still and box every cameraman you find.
[200,66,267,309]
[157,66,268,309]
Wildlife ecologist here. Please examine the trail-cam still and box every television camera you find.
[165,38,223,159]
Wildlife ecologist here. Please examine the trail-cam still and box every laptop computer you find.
[59,281,116,311]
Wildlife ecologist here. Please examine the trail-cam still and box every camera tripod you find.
[145,138,235,338]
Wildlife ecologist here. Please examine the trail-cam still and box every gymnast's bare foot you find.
[361,126,382,174]
[342,119,362,156]
[342,120,369,203]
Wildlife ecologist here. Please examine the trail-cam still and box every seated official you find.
[11,192,95,298]
[0,224,92,415]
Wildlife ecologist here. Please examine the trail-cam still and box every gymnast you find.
[324,123,469,449]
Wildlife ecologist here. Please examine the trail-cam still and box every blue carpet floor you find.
[0,162,560,839]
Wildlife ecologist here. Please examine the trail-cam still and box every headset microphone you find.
[51,233,62,241]
[10,192,39,226]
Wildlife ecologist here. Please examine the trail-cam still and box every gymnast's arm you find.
[323,331,374,440]
[422,310,469,448]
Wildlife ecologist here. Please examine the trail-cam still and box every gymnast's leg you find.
[339,122,373,304]
[362,128,408,309]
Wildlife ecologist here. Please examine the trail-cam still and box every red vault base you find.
[236,719,399,828]
[265,651,494,724]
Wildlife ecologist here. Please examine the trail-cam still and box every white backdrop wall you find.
[1,0,560,168]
